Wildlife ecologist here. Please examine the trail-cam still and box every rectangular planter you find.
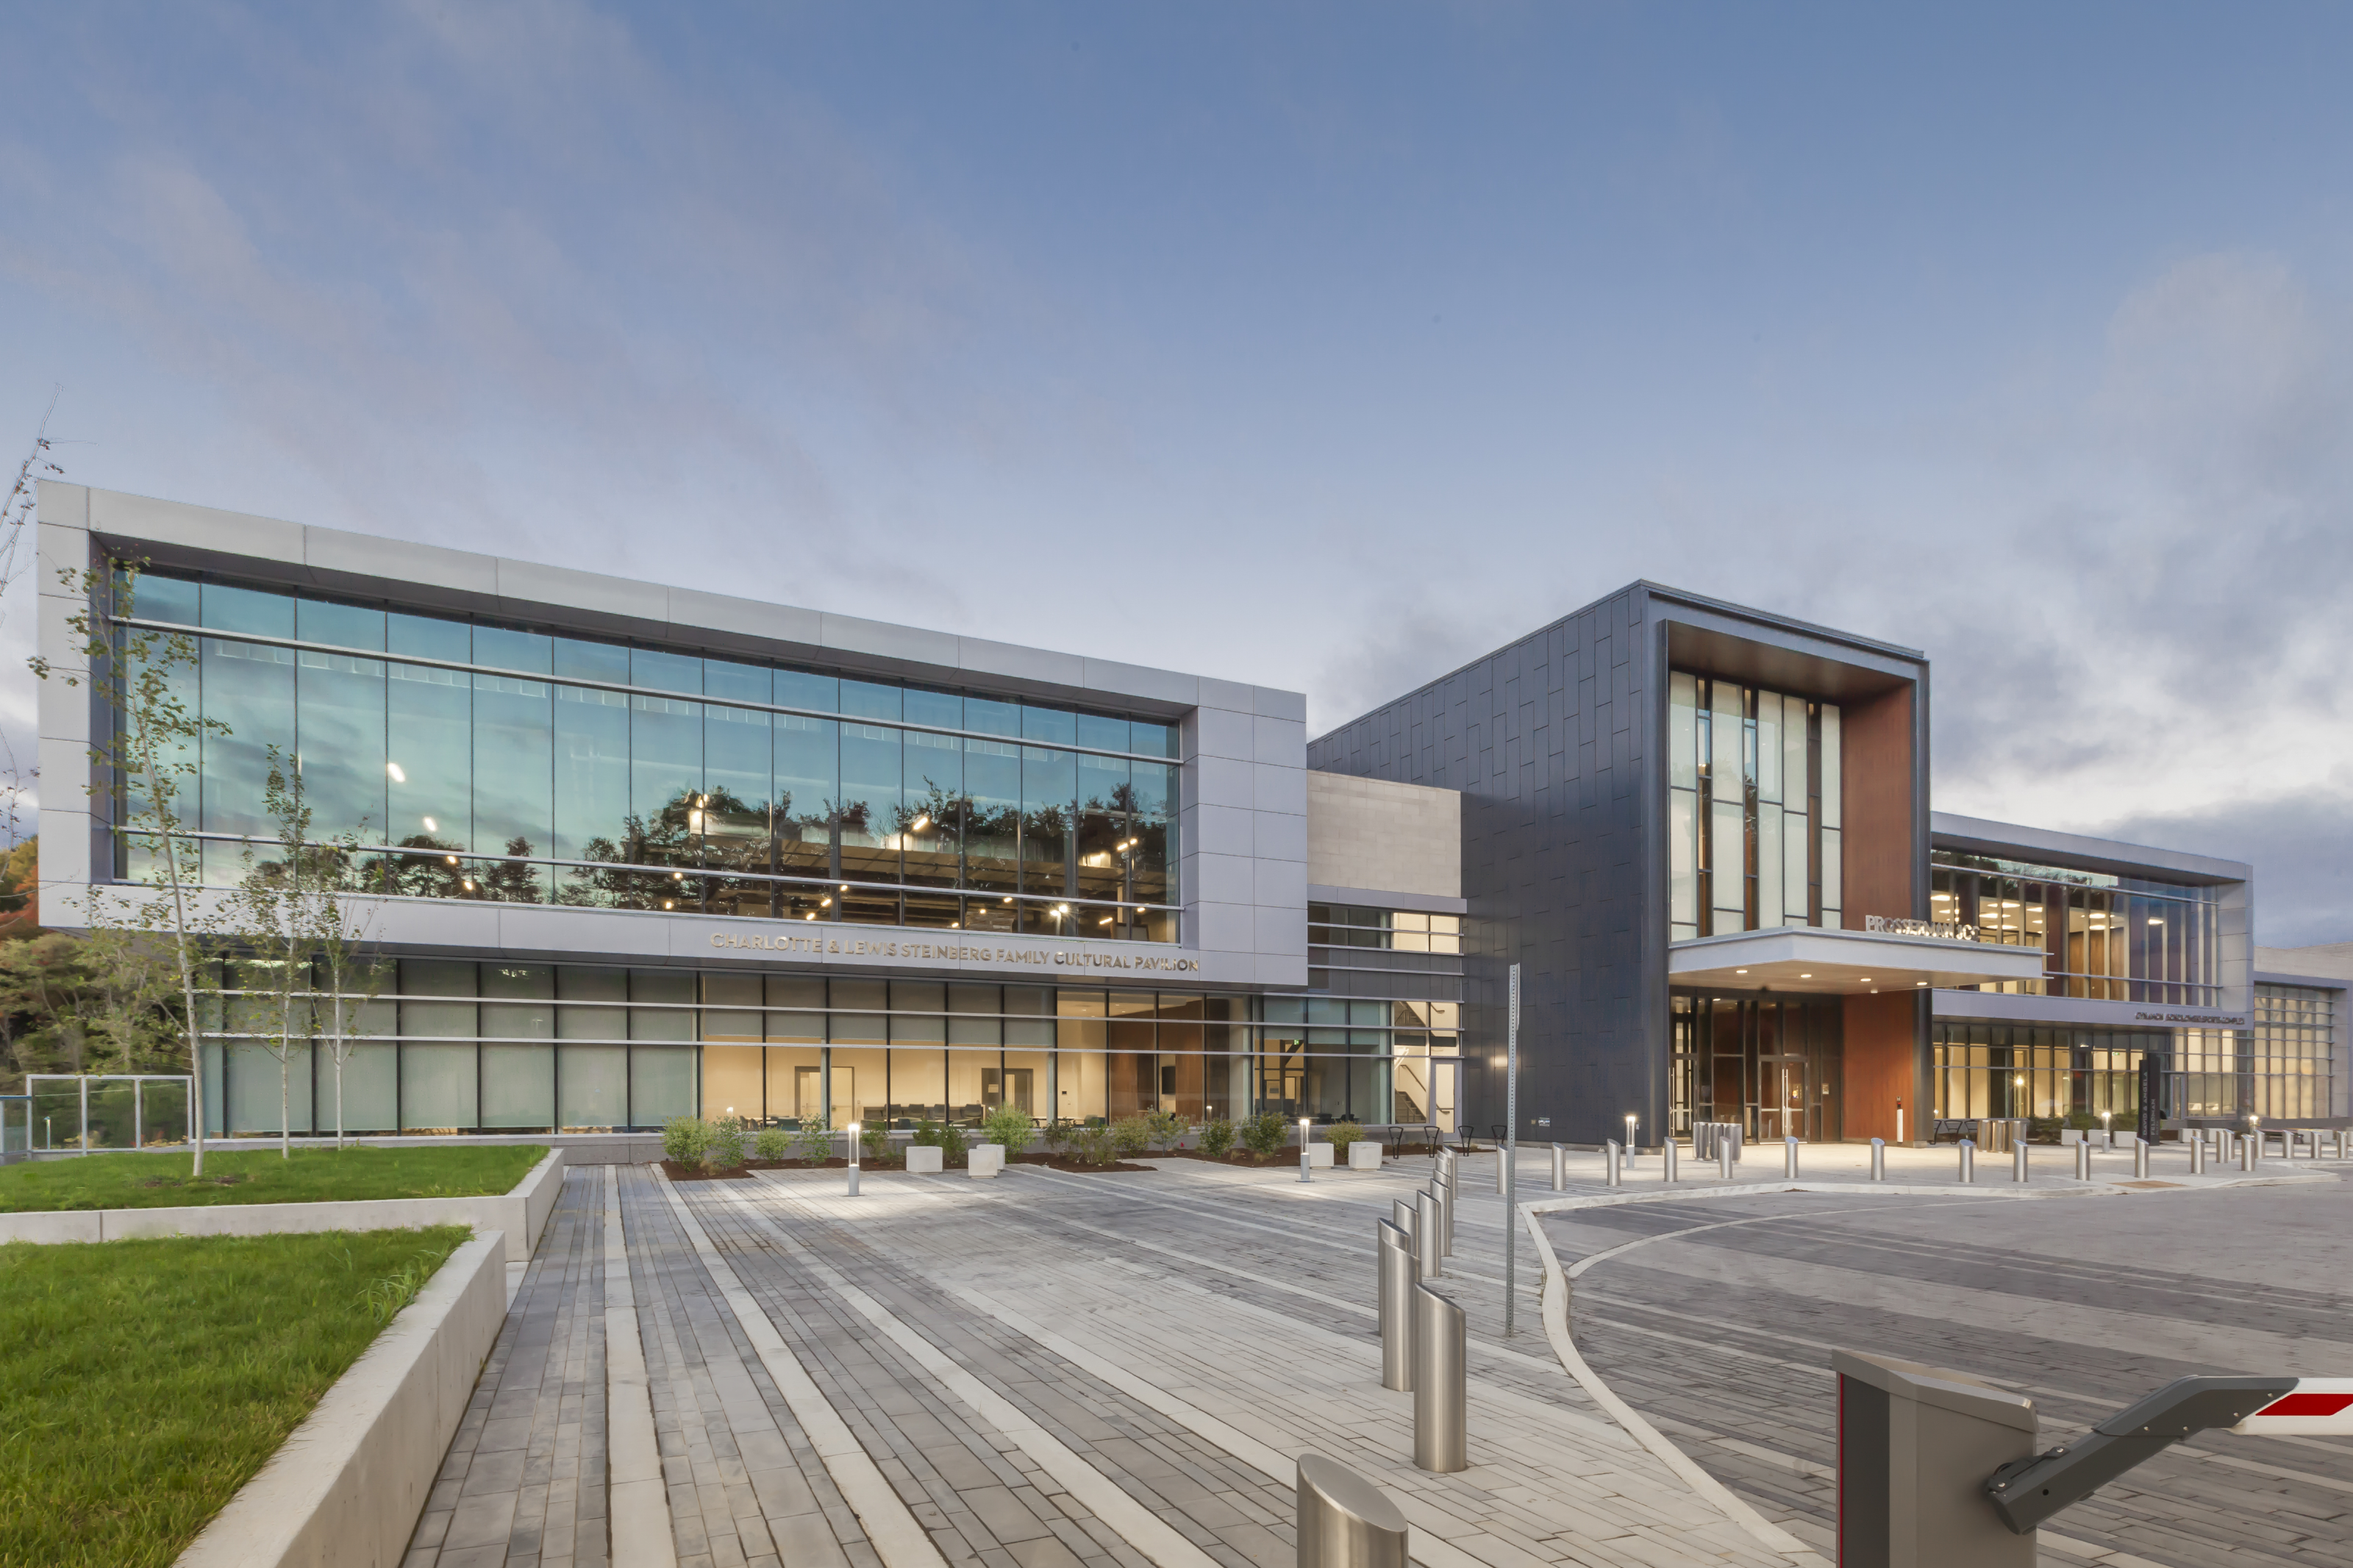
[174,1229,507,1568]
[0,1148,565,1262]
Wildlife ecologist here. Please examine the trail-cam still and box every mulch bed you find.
[661,1159,755,1181]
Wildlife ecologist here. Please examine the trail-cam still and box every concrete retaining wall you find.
[174,1228,508,1568]
[0,1148,565,1262]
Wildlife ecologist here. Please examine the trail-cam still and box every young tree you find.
[32,562,225,1172]
[226,750,319,1159]
[309,831,388,1149]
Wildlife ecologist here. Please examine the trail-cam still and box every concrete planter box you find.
[174,1229,507,1568]
[1348,1142,1383,1171]
[905,1145,943,1174]
[969,1144,1004,1178]
[1304,1143,1334,1168]
[0,1148,565,1263]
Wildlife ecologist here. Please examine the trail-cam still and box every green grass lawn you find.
[0,1226,471,1568]
[0,1144,547,1212]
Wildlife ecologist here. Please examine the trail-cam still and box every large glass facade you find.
[198,966,1427,1136]
[1929,851,2221,1005]
[2252,984,2337,1121]
[1669,992,1843,1141]
[117,571,1180,940]
[1929,1022,2160,1123]
[1667,673,1841,939]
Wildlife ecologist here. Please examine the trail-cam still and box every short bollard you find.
[2074,1141,2090,1181]
[2338,1131,2349,1160]
[1300,1119,1314,1184]
[1550,1142,1568,1191]
[2013,1139,2029,1184]
[1494,1146,1508,1195]
[1662,1139,1678,1182]
[1784,1136,1800,1180]
[1296,1453,1409,1568]
[846,1120,863,1197]
[2241,1135,2257,1172]
[1958,1138,1976,1183]
[1411,1283,1468,1472]
[1376,1220,1415,1392]
[2190,1136,2207,1175]
[1718,1139,1734,1180]
[2134,1136,2151,1178]
[1432,1171,1455,1256]
[1869,1136,1885,1181]
[1604,1139,1622,1188]
[1413,1190,1443,1279]
[1393,1197,1418,1238]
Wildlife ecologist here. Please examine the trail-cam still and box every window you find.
[1667,673,1839,940]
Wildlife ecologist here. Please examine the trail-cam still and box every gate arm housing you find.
[1984,1376,2296,1533]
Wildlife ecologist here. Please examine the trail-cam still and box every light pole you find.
[2100,1109,2113,1149]
[846,1120,862,1196]
[1299,1117,1313,1183]
[1624,1112,1638,1157]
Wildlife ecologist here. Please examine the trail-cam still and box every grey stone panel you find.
[1252,905,1308,959]
[1083,658,1199,709]
[667,587,825,651]
[1191,756,1255,813]
[1252,812,1306,865]
[1187,804,1254,859]
[1189,853,1257,907]
[954,636,1088,691]
[1251,716,1304,765]
[498,559,671,627]
[315,527,500,604]
[1250,765,1305,818]
[1196,677,1256,717]
[90,487,307,568]
[817,611,963,672]
[1192,706,1256,765]
[1252,687,1307,723]
[1192,901,1256,956]
[1251,859,1307,912]
[35,479,88,531]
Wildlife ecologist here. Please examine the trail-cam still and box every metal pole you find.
[2240,1135,2257,1173]
[2190,1136,2206,1175]
[79,1075,89,1154]
[1718,1139,1734,1180]
[1784,1135,1799,1180]
[1296,1453,1409,1568]
[1662,1138,1677,1183]
[1300,1118,1313,1183]
[1377,1220,1415,1392]
[846,1120,862,1196]
[2134,1136,2151,1178]
[1551,1142,1566,1192]
[1959,1138,1975,1184]
[1413,1189,1443,1278]
[1504,964,1519,1336]
[2074,1140,2091,1181]
[1870,1136,1885,1181]
[1604,1139,1621,1187]
[2013,1139,2029,1184]
[1411,1283,1468,1472]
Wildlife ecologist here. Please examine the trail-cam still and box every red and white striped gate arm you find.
[2234,1380,2353,1434]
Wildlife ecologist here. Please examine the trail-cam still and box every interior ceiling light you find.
[385,762,407,783]
[1799,973,1813,978]
[911,814,929,831]
[421,816,438,832]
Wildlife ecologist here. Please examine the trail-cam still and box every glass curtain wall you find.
[115,571,1181,940]
[1928,1022,2171,1125]
[2253,984,2338,1121]
[1668,673,1840,939]
[1930,852,2222,1005]
[197,971,1438,1136]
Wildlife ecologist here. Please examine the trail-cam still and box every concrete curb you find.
[0,1148,565,1263]
[174,1228,508,1568]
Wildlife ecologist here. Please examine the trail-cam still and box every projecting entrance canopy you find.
[1668,925,2048,996]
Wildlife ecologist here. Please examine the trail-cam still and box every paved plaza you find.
[398,1139,2353,1568]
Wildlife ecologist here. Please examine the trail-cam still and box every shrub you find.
[1070,1125,1118,1166]
[794,1113,835,1164]
[982,1103,1035,1155]
[860,1123,892,1163]
[1146,1109,1186,1150]
[706,1117,749,1171]
[940,1123,968,1165]
[913,1117,943,1147]
[2027,1117,2064,1144]
[1240,1110,1289,1159]
[1196,1117,1236,1159]
[2063,1110,2099,1131]
[1110,1114,1154,1159]
[1325,1121,1365,1156]
[754,1128,793,1162]
[663,1117,713,1167]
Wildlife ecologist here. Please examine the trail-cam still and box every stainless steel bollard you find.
[1296,1453,1409,1568]
[1958,1139,1975,1183]
[2338,1131,2348,1161]
[1413,1190,1443,1278]
[1410,1283,1468,1472]
[1604,1139,1621,1187]
[2074,1140,2090,1181]
[2013,1139,2029,1184]
[1394,1197,1418,1236]
[1718,1139,1734,1180]
[1869,1137,1885,1181]
[1784,1136,1799,1180]
[1663,1139,1677,1182]
[2190,1136,2207,1174]
[1551,1142,1567,1191]
[1432,1171,1454,1256]
[2241,1135,2257,1172]
[1377,1220,1415,1392]
[2134,1136,2151,1178]
[1495,1146,1507,1195]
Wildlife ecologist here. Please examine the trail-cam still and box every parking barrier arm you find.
[1983,1376,2296,1533]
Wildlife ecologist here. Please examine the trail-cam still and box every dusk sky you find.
[3,4,2349,941]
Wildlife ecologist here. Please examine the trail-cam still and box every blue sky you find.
[4,3,2350,940]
